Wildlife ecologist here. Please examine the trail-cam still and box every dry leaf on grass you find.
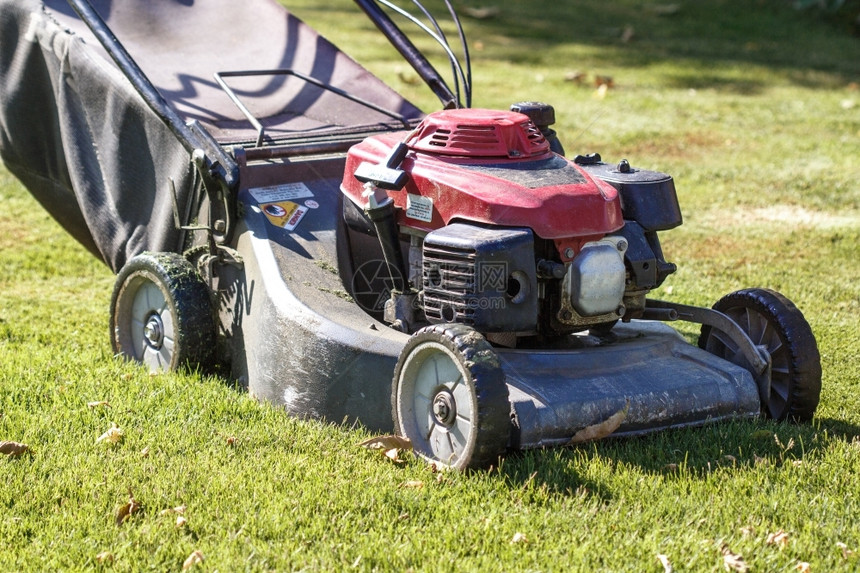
[361,435,412,464]
[657,553,673,573]
[97,423,123,445]
[159,505,186,516]
[837,541,855,558]
[594,75,615,89]
[462,6,499,20]
[564,71,587,84]
[402,480,424,489]
[115,494,141,526]
[87,400,111,409]
[0,441,30,457]
[511,532,528,544]
[796,562,811,573]
[766,529,789,549]
[176,515,188,528]
[739,526,755,537]
[95,551,114,564]
[649,4,682,16]
[621,25,635,43]
[721,543,749,572]
[570,400,628,444]
[359,435,412,451]
[384,448,407,465]
[182,550,204,570]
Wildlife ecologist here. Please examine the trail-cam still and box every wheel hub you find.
[143,313,164,350]
[432,389,457,427]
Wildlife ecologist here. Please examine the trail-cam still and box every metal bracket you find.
[169,177,210,234]
[213,69,411,148]
[645,299,772,405]
[169,177,242,273]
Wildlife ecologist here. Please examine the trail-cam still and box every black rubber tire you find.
[392,324,510,470]
[182,244,212,275]
[110,252,215,372]
[698,288,821,422]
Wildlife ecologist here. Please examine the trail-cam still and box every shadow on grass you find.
[492,1,855,75]
[306,0,859,90]
[662,73,768,95]
[496,416,860,495]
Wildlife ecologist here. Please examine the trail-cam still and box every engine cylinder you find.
[560,236,627,321]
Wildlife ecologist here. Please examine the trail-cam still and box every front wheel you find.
[110,252,215,372]
[392,324,510,470]
[698,288,821,422]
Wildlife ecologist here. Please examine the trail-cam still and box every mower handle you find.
[65,0,238,191]
[353,0,458,109]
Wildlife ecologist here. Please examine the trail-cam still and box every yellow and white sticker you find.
[261,201,308,231]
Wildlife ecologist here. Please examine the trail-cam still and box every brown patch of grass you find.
[618,131,727,162]
[696,204,860,231]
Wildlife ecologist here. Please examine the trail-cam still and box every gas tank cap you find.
[510,101,556,127]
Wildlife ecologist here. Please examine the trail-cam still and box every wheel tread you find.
[392,323,510,470]
[699,288,821,422]
[110,251,215,371]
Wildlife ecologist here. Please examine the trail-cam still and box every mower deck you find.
[502,323,759,448]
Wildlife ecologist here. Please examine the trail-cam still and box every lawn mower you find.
[0,0,821,469]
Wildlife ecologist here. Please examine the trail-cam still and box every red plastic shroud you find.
[341,109,623,260]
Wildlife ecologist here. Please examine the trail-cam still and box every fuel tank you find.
[340,109,624,241]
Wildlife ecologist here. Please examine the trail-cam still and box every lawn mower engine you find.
[340,104,682,343]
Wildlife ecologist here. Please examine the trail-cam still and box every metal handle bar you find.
[213,69,412,148]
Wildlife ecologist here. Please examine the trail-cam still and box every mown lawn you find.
[2,0,859,570]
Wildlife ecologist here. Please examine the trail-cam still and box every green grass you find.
[2,0,860,570]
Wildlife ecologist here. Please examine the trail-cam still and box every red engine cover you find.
[341,109,623,255]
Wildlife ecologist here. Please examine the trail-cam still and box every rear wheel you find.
[698,288,821,422]
[392,324,510,470]
[110,252,215,372]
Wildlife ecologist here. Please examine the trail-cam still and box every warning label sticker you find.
[261,201,309,231]
[406,194,433,223]
[249,182,314,204]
